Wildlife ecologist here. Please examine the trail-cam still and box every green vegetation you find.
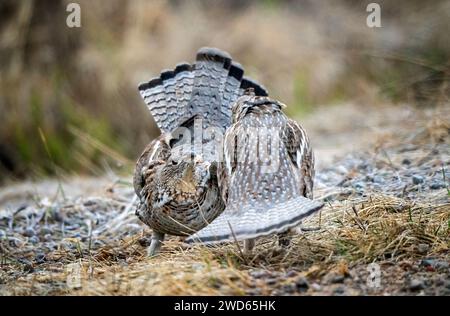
[0,0,448,181]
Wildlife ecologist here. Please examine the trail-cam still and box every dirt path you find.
[0,103,449,296]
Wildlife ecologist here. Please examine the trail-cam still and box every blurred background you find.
[0,0,449,183]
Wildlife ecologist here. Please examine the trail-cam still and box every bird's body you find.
[186,94,323,248]
[134,48,268,255]
[134,136,223,237]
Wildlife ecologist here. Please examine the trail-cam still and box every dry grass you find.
[1,103,449,296]
[3,192,447,296]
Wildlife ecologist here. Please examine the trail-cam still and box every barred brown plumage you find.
[134,48,268,256]
[185,92,324,250]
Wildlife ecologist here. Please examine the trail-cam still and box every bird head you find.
[232,93,286,124]
[153,154,212,207]
[231,94,256,124]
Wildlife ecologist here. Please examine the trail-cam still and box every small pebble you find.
[265,278,278,286]
[333,286,345,295]
[44,234,53,241]
[18,259,34,273]
[417,244,429,254]
[138,237,151,247]
[412,175,424,185]
[286,270,297,278]
[421,258,437,267]
[94,240,104,247]
[372,176,385,184]
[295,277,309,292]
[247,289,262,296]
[23,263,34,273]
[53,210,64,222]
[409,279,425,291]
[24,228,36,237]
[46,242,58,250]
[358,162,368,170]
[331,275,345,284]
[326,273,345,284]
[311,283,322,291]
[35,253,46,264]
[354,182,365,191]
[430,182,445,190]
[434,261,449,271]
[29,236,39,244]
[9,238,22,248]
[435,277,445,286]
[402,158,411,165]
[40,227,52,235]
[18,258,31,265]
[250,270,270,279]
[281,284,296,294]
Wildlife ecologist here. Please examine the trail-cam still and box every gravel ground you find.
[0,103,448,296]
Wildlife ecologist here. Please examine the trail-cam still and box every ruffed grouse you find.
[186,93,324,251]
[134,48,268,255]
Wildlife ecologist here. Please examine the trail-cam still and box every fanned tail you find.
[190,48,232,130]
[139,77,169,132]
[138,47,268,134]
[185,196,323,244]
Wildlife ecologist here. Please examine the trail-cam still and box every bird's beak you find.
[175,162,196,194]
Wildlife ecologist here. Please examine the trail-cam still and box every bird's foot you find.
[244,238,255,255]
[178,238,193,251]
[277,230,292,248]
[147,232,165,257]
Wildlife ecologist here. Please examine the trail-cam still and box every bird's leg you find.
[148,231,165,257]
[278,229,293,248]
[244,238,255,255]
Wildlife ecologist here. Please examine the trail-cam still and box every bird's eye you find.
[171,159,178,166]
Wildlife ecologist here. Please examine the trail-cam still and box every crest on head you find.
[231,91,286,123]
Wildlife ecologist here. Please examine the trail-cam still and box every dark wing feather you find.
[217,122,240,204]
[282,119,314,199]
[186,98,323,244]
[133,134,171,197]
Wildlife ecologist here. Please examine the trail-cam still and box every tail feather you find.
[240,77,268,97]
[191,47,232,129]
[138,47,269,133]
[160,70,178,131]
[220,62,244,128]
[174,63,195,127]
[139,78,170,132]
[185,196,323,244]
